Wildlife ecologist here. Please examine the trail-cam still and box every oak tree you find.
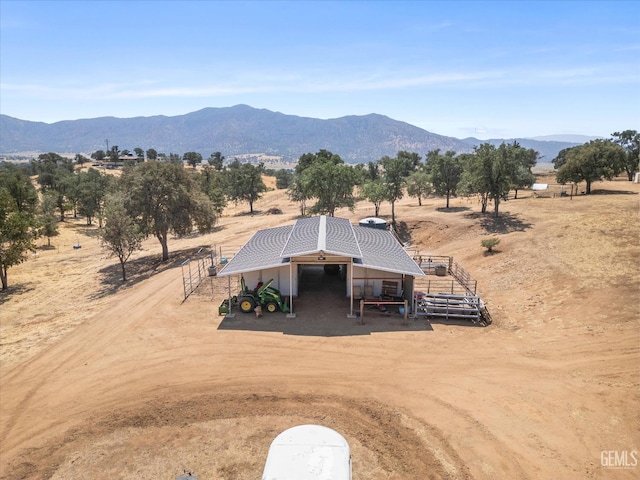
[118,161,218,261]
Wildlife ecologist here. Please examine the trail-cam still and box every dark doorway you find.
[298,264,346,297]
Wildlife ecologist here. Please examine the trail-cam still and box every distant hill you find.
[460,137,584,164]
[527,134,604,143]
[0,105,583,165]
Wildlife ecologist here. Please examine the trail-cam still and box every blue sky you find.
[1,0,638,139]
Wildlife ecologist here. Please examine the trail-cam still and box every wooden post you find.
[360,299,364,324]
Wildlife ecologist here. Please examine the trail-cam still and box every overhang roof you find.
[353,225,425,276]
[217,215,424,277]
[217,224,293,276]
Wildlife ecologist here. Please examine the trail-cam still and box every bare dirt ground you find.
[1,174,639,479]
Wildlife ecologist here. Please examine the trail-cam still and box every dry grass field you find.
[1,173,639,479]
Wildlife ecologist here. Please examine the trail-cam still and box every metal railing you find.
[181,247,216,300]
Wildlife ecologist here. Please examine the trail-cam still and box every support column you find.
[287,262,296,318]
[225,275,235,318]
[348,260,356,318]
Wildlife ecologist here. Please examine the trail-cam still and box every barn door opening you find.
[298,264,347,297]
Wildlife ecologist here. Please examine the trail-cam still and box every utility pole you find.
[106,139,109,153]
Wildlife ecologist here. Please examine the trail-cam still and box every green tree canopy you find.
[429,150,462,208]
[91,150,106,162]
[510,146,538,198]
[556,140,626,194]
[197,165,227,216]
[183,151,203,169]
[290,151,356,217]
[0,162,38,213]
[379,153,416,226]
[611,130,640,181]
[76,168,112,226]
[406,171,433,207]
[38,192,59,247]
[361,179,389,217]
[146,148,158,160]
[274,169,293,189]
[287,175,311,216]
[34,153,74,221]
[460,142,523,217]
[100,193,143,282]
[302,161,357,216]
[118,161,219,261]
[108,146,120,162]
[75,153,89,165]
[224,160,267,214]
[0,187,39,290]
[208,152,225,170]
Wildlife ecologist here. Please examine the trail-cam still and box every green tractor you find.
[236,278,290,314]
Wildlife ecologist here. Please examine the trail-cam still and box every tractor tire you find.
[239,296,256,313]
[265,301,279,313]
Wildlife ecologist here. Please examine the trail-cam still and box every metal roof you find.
[353,225,425,276]
[217,216,424,277]
[217,224,293,276]
[280,215,362,258]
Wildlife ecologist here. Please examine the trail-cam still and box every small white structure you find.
[531,183,549,191]
[634,172,640,184]
[358,217,387,230]
[262,424,352,480]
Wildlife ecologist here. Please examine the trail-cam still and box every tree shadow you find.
[435,206,471,213]
[90,245,214,300]
[590,189,638,195]
[465,211,533,234]
[393,221,412,245]
[176,225,225,239]
[66,222,102,239]
[0,283,36,305]
[233,210,262,217]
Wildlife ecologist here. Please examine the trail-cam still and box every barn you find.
[216,215,425,317]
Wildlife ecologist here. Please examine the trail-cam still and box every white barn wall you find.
[352,265,404,297]
[243,266,292,296]
[241,264,410,299]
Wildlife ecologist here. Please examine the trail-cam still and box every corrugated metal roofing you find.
[280,216,320,257]
[326,217,362,258]
[217,216,424,277]
[281,216,362,258]
[353,225,424,276]
[217,224,292,276]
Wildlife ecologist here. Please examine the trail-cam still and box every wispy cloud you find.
[2,61,637,103]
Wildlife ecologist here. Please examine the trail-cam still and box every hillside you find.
[0,105,580,164]
[1,174,638,479]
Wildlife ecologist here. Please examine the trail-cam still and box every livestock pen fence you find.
[408,251,491,326]
[181,244,243,302]
[180,246,217,301]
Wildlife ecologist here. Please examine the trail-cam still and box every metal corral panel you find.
[262,425,351,480]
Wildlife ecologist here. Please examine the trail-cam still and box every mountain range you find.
[0,104,598,165]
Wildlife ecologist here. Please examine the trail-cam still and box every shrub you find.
[481,237,501,253]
